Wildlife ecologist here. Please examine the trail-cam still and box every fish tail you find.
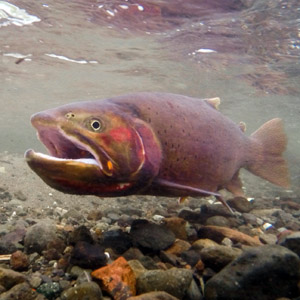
[246,118,290,188]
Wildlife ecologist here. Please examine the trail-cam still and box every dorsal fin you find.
[205,97,221,110]
[239,121,247,132]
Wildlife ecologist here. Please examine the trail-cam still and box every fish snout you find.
[30,111,59,129]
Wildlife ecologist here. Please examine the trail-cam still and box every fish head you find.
[25,100,162,195]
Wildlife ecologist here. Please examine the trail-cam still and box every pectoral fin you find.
[154,179,220,197]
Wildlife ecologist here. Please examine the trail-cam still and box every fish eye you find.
[90,119,102,131]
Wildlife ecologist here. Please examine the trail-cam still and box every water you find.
[0,0,299,195]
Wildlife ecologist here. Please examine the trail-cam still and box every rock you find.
[128,260,147,279]
[159,251,178,266]
[130,220,175,253]
[200,245,243,271]
[63,208,84,221]
[61,282,103,300]
[279,231,300,256]
[181,250,202,267]
[163,217,188,240]
[102,229,133,254]
[10,250,29,271]
[201,204,233,217]
[123,247,145,261]
[198,226,262,246]
[0,228,26,254]
[0,267,26,290]
[0,282,43,300]
[87,210,103,221]
[70,241,107,269]
[242,213,259,226]
[178,209,204,223]
[68,225,94,245]
[205,216,231,227]
[24,221,57,254]
[138,256,158,270]
[274,211,300,231]
[36,282,61,300]
[191,239,219,251]
[227,197,253,213]
[91,256,136,299]
[128,291,179,300]
[29,272,43,289]
[259,233,277,245]
[136,268,193,299]
[14,190,27,201]
[186,279,203,300]
[165,239,191,256]
[205,245,300,300]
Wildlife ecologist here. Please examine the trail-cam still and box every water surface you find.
[1,0,299,195]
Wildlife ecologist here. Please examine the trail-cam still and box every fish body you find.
[25,92,290,198]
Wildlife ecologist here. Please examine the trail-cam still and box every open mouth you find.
[25,126,134,194]
[35,127,108,170]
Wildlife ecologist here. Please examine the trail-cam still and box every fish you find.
[25,92,290,207]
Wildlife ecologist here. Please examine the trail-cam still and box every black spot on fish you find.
[148,118,151,123]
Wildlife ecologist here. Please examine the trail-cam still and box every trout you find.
[25,92,290,204]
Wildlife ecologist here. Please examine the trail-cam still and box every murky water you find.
[1,0,299,195]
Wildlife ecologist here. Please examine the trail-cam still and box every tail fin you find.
[247,118,290,188]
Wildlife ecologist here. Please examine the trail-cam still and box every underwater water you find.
[0,0,299,196]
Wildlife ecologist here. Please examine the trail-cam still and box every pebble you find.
[136,268,193,299]
[10,250,29,271]
[24,221,57,254]
[36,282,61,300]
[61,282,103,300]
[205,245,300,299]
[130,219,176,253]
[227,197,254,213]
